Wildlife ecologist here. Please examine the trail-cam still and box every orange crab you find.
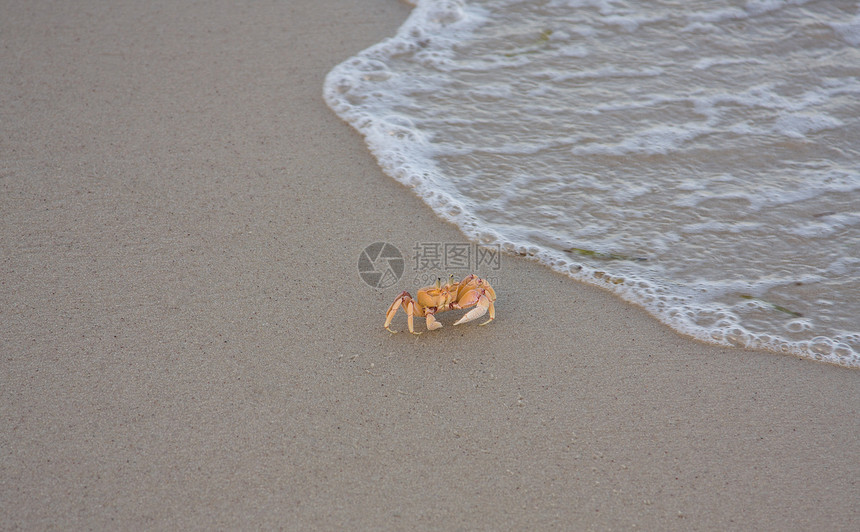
[384,274,496,334]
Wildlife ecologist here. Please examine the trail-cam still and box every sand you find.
[1,0,857,529]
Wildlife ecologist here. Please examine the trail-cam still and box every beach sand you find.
[1,0,857,529]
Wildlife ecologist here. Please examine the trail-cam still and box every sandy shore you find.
[1,0,857,529]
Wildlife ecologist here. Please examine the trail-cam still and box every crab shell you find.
[384,274,496,335]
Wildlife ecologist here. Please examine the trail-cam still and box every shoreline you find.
[2,0,857,529]
[324,1,859,370]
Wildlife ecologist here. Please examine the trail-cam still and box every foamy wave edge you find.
[323,0,859,369]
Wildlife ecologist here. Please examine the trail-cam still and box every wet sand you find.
[1,0,857,529]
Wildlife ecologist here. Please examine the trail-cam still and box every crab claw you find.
[453,292,495,326]
[425,313,443,331]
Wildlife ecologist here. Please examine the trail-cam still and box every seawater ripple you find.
[325,0,860,368]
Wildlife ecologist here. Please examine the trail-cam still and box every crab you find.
[384,274,496,334]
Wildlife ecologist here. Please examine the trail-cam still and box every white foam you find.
[829,12,860,46]
[745,0,814,17]
[693,57,766,70]
[571,124,709,156]
[689,7,748,24]
[550,66,664,82]
[773,113,843,138]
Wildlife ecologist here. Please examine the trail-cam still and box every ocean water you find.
[324,0,860,367]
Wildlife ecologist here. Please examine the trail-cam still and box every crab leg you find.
[384,292,412,334]
[384,292,424,335]
[481,297,495,326]
[407,300,422,334]
[453,292,494,326]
